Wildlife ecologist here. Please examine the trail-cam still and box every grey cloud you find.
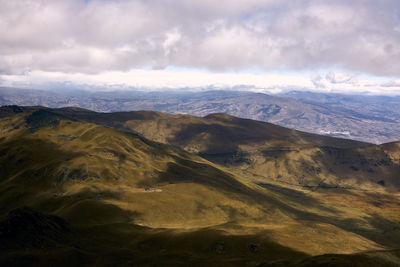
[381,81,400,87]
[1,0,400,76]
[311,74,325,88]
[325,72,355,84]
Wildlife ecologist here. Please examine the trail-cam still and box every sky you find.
[1,0,400,95]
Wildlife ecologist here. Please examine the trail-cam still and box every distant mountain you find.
[1,106,400,266]
[1,87,400,144]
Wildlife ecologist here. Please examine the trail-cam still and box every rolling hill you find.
[0,106,400,266]
[29,106,399,192]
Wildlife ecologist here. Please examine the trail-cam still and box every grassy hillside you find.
[0,109,273,227]
[0,107,400,266]
[34,107,399,192]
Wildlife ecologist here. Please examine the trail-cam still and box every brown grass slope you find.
[0,109,309,265]
[29,106,399,192]
[118,112,399,192]
[0,106,400,266]
[1,109,274,226]
[0,105,367,147]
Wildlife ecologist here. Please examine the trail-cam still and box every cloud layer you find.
[1,0,400,76]
[2,69,400,96]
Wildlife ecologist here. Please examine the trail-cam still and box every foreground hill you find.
[0,107,400,266]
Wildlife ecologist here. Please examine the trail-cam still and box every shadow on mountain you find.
[168,122,244,154]
[0,206,72,250]
[25,110,75,131]
[1,207,398,266]
[138,156,255,196]
[290,249,400,267]
[256,183,340,214]
[0,207,310,266]
[358,214,400,248]
[0,138,83,185]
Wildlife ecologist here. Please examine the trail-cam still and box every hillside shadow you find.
[0,137,84,185]
[138,156,256,196]
[314,146,399,191]
[256,183,340,214]
[0,136,141,225]
[144,156,344,219]
[0,216,312,266]
[166,121,277,167]
[168,123,245,154]
[358,214,400,248]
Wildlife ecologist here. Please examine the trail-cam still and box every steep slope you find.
[34,107,400,192]
[128,112,399,191]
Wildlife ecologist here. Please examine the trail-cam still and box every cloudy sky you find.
[1,0,400,94]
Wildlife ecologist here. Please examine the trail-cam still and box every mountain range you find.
[1,87,400,144]
[0,105,399,266]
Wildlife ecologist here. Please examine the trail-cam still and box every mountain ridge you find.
[2,87,400,143]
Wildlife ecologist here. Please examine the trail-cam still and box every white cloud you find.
[311,74,325,88]
[1,68,399,96]
[0,69,310,91]
[325,72,355,84]
[1,0,400,78]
